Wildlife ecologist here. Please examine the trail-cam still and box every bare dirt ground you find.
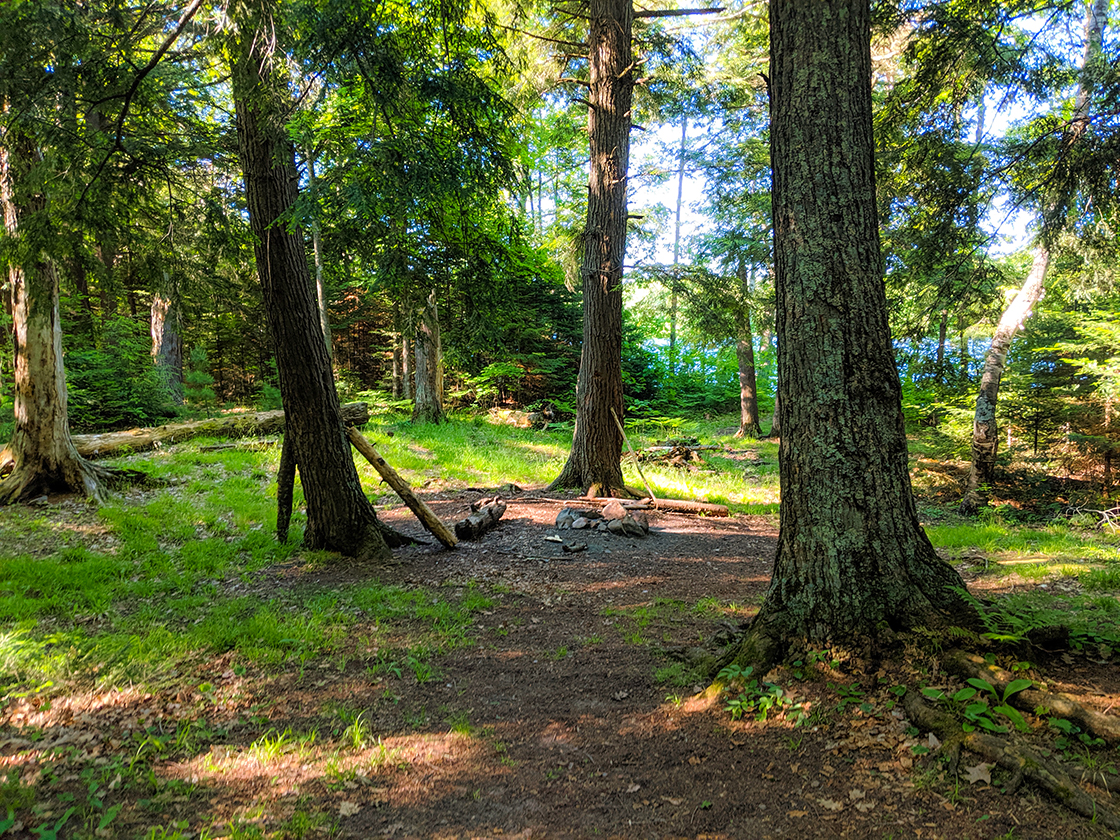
[3,488,1119,839]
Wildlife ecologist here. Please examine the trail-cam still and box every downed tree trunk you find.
[944,649,1120,745]
[455,497,507,540]
[346,426,458,550]
[903,689,1120,829]
[576,495,730,517]
[2,403,372,464]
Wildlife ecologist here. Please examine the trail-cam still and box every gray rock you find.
[620,514,647,538]
[606,518,627,535]
[572,517,590,530]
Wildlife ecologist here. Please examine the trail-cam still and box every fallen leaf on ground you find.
[818,798,844,812]
[788,810,807,818]
[626,783,641,793]
[339,802,361,817]
[965,762,993,785]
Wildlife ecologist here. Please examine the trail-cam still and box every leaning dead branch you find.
[346,427,458,550]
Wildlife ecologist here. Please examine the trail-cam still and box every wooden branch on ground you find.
[454,497,507,540]
[346,427,458,549]
[611,408,659,504]
[903,689,1120,829]
[943,649,1120,745]
[49,403,372,460]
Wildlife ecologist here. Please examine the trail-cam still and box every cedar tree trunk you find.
[549,0,633,497]
[412,290,444,424]
[739,0,972,657]
[230,4,398,559]
[151,270,184,402]
[735,264,761,439]
[0,126,117,503]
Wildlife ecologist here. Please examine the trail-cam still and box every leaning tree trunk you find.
[412,290,444,424]
[548,0,634,497]
[734,0,972,659]
[0,122,117,504]
[961,0,1107,515]
[229,2,399,559]
[960,248,1047,513]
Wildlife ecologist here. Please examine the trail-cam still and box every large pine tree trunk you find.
[549,0,633,497]
[229,2,399,559]
[961,0,1107,514]
[741,0,971,654]
[412,290,444,424]
[0,125,116,504]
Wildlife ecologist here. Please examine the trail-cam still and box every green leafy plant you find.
[719,664,799,722]
[921,677,1033,734]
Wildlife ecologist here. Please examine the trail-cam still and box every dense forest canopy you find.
[0,0,1116,494]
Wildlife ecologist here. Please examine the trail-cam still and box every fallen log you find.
[23,402,372,461]
[943,649,1120,746]
[346,426,458,550]
[455,497,507,540]
[576,495,729,517]
[903,688,1120,829]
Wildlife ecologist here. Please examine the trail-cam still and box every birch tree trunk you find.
[549,0,634,497]
[961,0,1108,514]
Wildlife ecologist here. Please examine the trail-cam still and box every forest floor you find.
[3,475,1120,839]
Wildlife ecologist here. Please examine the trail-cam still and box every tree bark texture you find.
[0,121,113,503]
[230,3,392,559]
[412,290,444,424]
[735,266,761,438]
[961,0,1107,515]
[549,0,633,496]
[151,270,184,402]
[752,0,970,645]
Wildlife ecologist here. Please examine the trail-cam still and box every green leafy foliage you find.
[65,318,177,431]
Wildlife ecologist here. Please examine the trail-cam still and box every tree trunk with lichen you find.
[549,0,633,497]
[230,2,402,559]
[730,0,973,663]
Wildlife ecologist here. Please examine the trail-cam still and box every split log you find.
[28,403,372,461]
[943,649,1120,745]
[455,498,507,540]
[346,426,458,549]
[903,689,1120,829]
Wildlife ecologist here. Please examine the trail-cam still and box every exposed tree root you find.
[943,649,1120,746]
[903,689,1120,830]
[0,458,145,506]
